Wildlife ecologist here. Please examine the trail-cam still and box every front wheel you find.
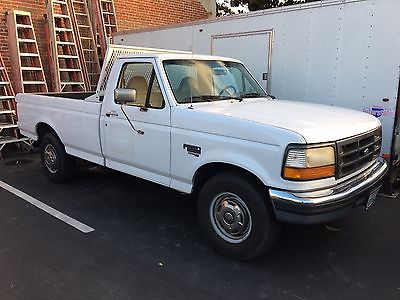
[40,133,75,183]
[198,172,280,260]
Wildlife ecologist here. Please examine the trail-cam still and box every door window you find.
[117,62,165,109]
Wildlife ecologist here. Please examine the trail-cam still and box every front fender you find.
[193,149,275,187]
[170,129,285,193]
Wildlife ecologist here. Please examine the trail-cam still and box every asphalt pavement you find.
[0,151,399,300]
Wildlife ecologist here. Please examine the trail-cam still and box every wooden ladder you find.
[7,10,48,94]
[91,0,118,60]
[46,0,87,92]
[0,54,31,157]
[69,0,101,91]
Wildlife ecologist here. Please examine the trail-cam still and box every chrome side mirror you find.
[114,88,137,105]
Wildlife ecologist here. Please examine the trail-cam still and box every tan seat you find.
[149,91,164,108]
[126,76,148,106]
[176,76,199,102]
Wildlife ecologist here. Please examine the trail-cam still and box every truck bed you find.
[17,93,104,165]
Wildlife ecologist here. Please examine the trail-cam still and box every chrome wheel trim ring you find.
[43,144,58,174]
[209,192,252,244]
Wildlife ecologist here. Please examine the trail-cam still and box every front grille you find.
[337,127,382,178]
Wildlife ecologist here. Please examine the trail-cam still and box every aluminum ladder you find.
[46,0,87,92]
[7,10,48,93]
[0,54,32,157]
[91,0,118,60]
[69,0,101,91]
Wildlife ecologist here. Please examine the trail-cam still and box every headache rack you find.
[337,127,382,178]
[96,44,190,97]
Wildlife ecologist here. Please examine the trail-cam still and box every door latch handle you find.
[106,111,118,117]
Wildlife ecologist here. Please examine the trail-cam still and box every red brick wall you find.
[115,0,209,32]
[0,0,208,91]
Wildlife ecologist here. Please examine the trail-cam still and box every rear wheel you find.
[40,133,75,183]
[198,172,280,260]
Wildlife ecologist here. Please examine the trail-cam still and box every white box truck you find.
[113,0,400,185]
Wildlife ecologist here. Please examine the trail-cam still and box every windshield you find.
[163,59,267,104]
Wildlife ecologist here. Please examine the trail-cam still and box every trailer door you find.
[211,30,272,92]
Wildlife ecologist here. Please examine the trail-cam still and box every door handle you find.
[106,111,118,117]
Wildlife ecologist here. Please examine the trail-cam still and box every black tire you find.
[198,172,280,260]
[40,133,75,183]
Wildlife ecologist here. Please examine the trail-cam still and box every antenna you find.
[189,83,193,109]
[189,24,194,110]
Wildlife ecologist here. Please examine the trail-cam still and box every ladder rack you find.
[69,0,101,91]
[7,10,48,93]
[0,54,31,157]
[91,0,118,60]
[46,0,87,92]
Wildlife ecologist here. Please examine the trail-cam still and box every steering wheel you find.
[219,85,237,96]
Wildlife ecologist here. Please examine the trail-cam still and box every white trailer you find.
[113,0,400,171]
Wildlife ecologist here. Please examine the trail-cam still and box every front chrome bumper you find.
[269,159,388,224]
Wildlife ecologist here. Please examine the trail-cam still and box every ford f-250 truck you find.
[17,46,388,260]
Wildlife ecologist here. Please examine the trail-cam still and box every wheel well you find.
[192,163,267,195]
[36,123,58,146]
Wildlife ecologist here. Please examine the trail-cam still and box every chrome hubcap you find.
[210,192,252,244]
[44,144,58,174]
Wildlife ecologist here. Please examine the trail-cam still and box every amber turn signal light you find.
[283,165,335,180]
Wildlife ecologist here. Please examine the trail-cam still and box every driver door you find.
[102,59,171,186]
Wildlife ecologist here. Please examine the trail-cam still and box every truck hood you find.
[191,98,381,143]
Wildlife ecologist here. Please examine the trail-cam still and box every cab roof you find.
[118,52,242,64]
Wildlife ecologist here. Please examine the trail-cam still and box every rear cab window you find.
[117,62,165,109]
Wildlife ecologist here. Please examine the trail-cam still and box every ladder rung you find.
[23,81,47,85]
[18,39,36,43]
[13,11,31,17]
[53,0,68,4]
[83,49,95,52]
[0,82,10,85]
[0,123,18,130]
[0,109,15,115]
[0,137,31,145]
[57,41,75,45]
[101,0,113,3]
[53,13,69,19]
[61,81,84,85]
[59,69,82,72]
[16,24,33,29]
[73,0,85,4]
[78,24,90,28]
[75,12,87,16]
[20,53,39,57]
[104,24,116,27]
[80,37,92,40]
[103,12,114,15]
[21,67,43,71]
[55,28,73,32]
[0,96,14,101]
[58,55,79,59]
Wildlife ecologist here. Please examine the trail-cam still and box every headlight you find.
[283,145,336,180]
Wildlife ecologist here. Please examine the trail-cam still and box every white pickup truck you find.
[17,46,387,260]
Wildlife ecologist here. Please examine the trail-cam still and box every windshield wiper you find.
[182,95,242,103]
[241,92,264,98]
